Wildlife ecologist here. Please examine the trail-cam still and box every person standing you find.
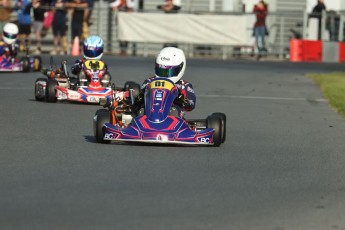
[109,0,134,56]
[253,0,268,61]
[66,0,88,51]
[157,0,181,13]
[0,0,12,31]
[157,0,181,48]
[30,0,46,54]
[15,0,32,52]
[311,0,326,40]
[50,0,67,55]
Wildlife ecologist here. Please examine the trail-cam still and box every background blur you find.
[3,0,345,59]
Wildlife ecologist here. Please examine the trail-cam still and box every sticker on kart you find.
[87,96,100,103]
[84,60,105,71]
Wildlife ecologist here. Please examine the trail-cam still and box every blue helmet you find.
[83,35,104,60]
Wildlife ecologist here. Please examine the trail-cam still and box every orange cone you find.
[71,36,80,56]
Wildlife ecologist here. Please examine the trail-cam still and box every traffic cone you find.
[71,36,80,56]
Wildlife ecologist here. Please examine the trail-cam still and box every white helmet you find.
[155,47,186,83]
[3,23,19,45]
[83,35,104,60]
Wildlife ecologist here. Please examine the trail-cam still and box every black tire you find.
[206,115,222,147]
[21,57,30,72]
[124,81,141,98]
[95,109,109,116]
[45,79,58,103]
[212,112,226,143]
[33,56,42,71]
[94,111,111,144]
[34,77,47,101]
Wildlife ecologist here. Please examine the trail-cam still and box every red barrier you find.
[290,39,323,62]
[290,39,303,62]
[339,42,345,62]
[302,40,322,62]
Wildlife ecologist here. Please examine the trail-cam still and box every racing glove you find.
[71,60,83,75]
[174,93,188,107]
[134,91,144,105]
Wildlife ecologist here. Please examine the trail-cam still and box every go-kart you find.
[0,40,42,72]
[93,77,226,146]
[34,57,141,104]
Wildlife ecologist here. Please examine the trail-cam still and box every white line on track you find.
[0,87,327,102]
[198,94,327,102]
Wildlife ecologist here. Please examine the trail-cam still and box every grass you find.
[307,72,345,119]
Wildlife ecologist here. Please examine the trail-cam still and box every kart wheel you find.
[45,79,58,103]
[94,111,111,144]
[124,81,141,98]
[34,78,47,101]
[95,109,109,116]
[21,57,30,72]
[206,115,222,147]
[33,56,42,71]
[212,112,226,143]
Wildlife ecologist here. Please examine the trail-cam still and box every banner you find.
[118,12,251,46]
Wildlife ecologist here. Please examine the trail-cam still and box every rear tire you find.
[95,109,109,116]
[34,77,47,101]
[94,111,111,144]
[124,81,141,98]
[21,57,30,72]
[212,112,226,143]
[207,115,222,147]
[45,79,58,103]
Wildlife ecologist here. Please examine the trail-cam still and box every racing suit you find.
[0,40,20,66]
[71,58,112,87]
[135,76,196,117]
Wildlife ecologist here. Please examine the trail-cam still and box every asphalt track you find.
[0,55,345,230]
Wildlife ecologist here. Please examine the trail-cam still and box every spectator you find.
[326,10,339,41]
[85,0,93,26]
[50,0,67,55]
[311,0,326,40]
[109,0,134,56]
[30,0,46,54]
[15,0,32,52]
[157,0,181,13]
[157,0,181,48]
[0,0,12,31]
[253,0,268,61]
[138,0,143,11]
[66,0,88,50]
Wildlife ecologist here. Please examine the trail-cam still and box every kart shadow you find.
[84,135,211,147]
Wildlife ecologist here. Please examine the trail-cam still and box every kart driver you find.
[0,23,20,65]
[135,47,196,117]
[71,35,111,87]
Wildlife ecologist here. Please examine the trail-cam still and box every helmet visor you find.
[155,63,183,78]
[83,46,103,58]
[3,31,17,39]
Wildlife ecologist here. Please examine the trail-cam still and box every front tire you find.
[212,112,226,143]
[45,79,58,103]
[207,115,222,147]
[34,77,47,101]
[94,111,111,144]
